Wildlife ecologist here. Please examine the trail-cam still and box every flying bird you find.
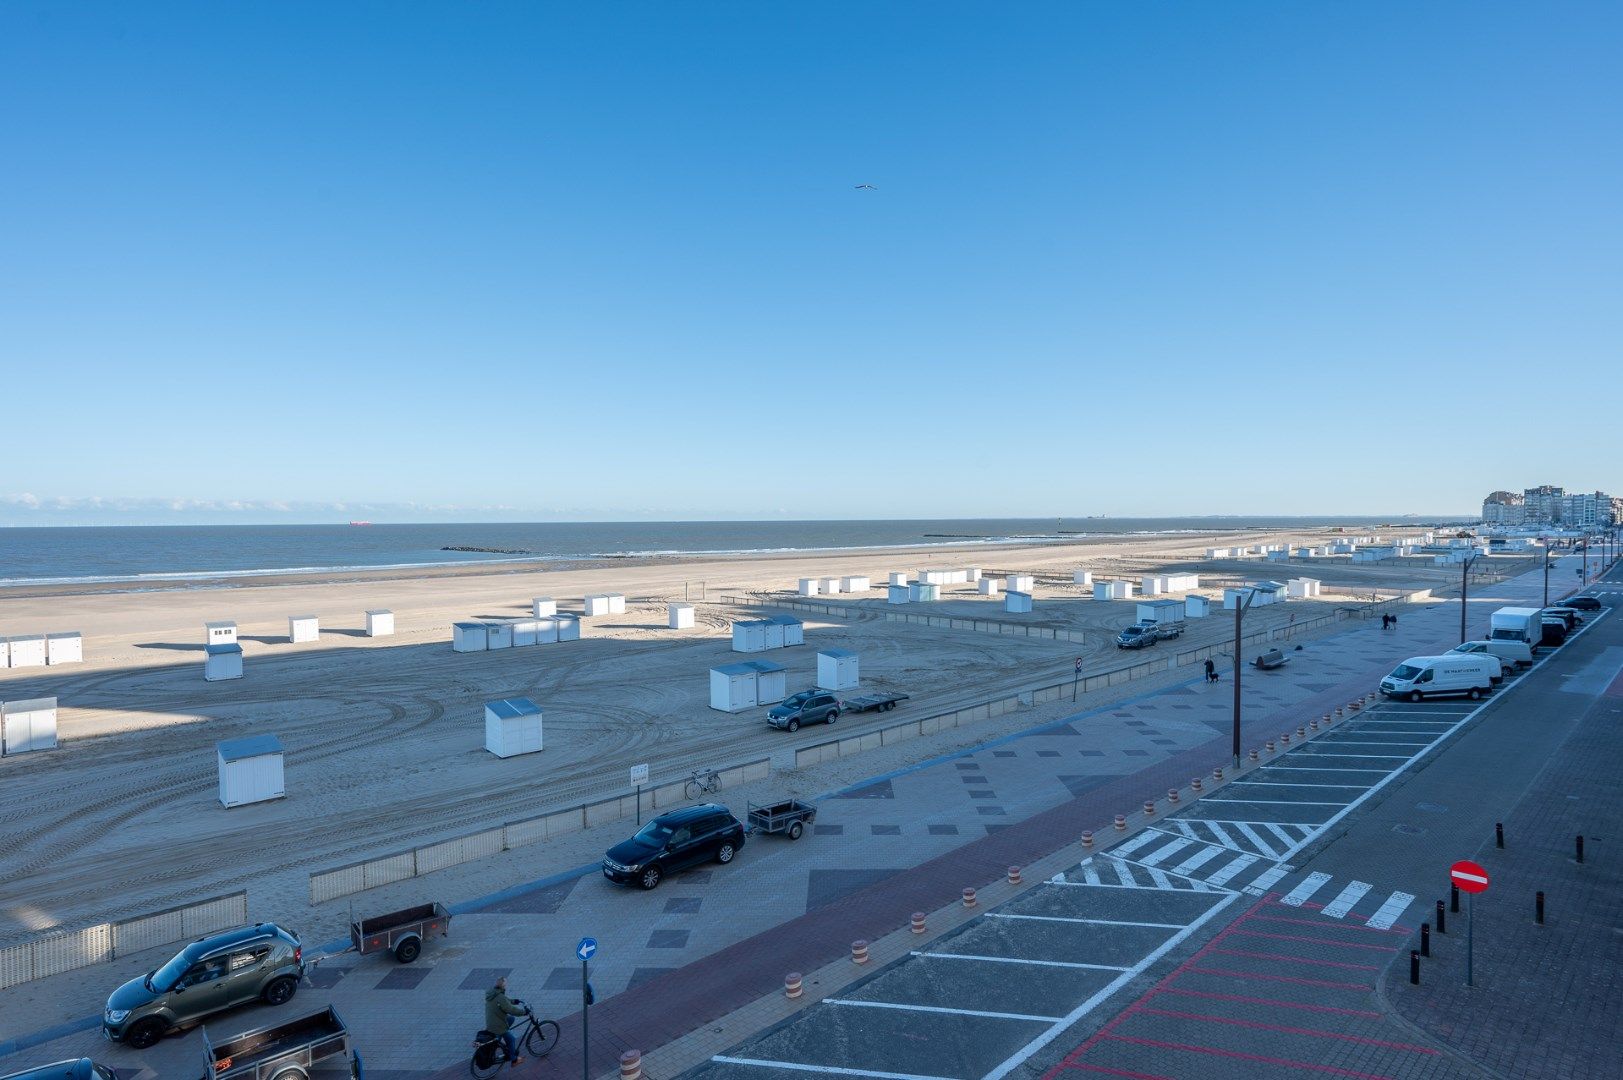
[854,183,877,190]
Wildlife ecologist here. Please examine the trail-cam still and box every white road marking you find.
[914,951,1130,972]
[1110,858,1137,887]
[824,999,1061,1023]
[1263,823,1299,847]
[1319,739,1434,746]
[1047,879,1200,893]
[1295,752,1412,759]
[712,1057,957,1080]
[1202,799,1350,807]
[1146,867,1175,890]
[1366,891,1416,930]
[1170,845,1226,876]
[1081,863,1101,886]
[1281,871,1333,907]
[1203,853,1259,887]
[1137,837,1193,867]
[1245,866,1289,893]
[1111,830,1164,857]
[987,913,1188,930]
[1231,780,1368,789]
[1322,881,1373,918]
[1264,765,1391,773]
[1234,822,1280,858]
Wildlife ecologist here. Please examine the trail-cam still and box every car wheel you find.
[125,1017,167,1050]
[717,842,736,864]
[787,719,800,732]
[639,865,663,890]
[262,975,298,1006]
[788,821,804,840]
[1408,691,1423,703]
[825,710,839,724]
[394,937,422,964]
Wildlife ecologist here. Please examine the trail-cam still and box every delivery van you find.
[1451,639,1532,671]
[1380,655,1497,702]
[1489,607,1542,651]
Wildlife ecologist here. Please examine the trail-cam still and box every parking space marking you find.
[1135,838,1192,867]
[987,913,1189,930]
[1280,871,1333,907]
[1229,780,1366,790]
[1364,891,1416,930]
[1320,881,1372,919]
[712,1056,958,1080]
[1317,739,1432,746]
[914,951,1131,972]
[1168,845,1226,876]
[1262,765,1389,773]
[1109,858,1137,887]
[1232,822,1280,857]
[1049,878,1205,894]
[1291,752,1410,759]
[1110,831,1163,858]
[1245,866,1288,893]
[824,999,1063,1023]
[1144,868,1175,890]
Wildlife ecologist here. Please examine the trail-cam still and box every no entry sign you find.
[1450,860,1489,894]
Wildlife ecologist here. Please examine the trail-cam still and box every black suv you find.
[1565,595,1602,611]
[767,690,842,732]
[602,804,746,890]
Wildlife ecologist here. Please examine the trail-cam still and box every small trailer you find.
[350,902,451,963]
[202,1006,363,1080]
[747,799,817,841]
[842,692,910,714]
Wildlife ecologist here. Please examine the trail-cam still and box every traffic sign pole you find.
[1467,891,1474,987]
[1448,861,1488,988]
[577,938,599,1080]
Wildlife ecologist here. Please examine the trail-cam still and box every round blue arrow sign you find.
[577,937,598,962]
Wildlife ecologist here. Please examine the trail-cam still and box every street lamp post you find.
[1460,555,1477,645]
[1544,554,1552,608]
[1231,588,1255,771]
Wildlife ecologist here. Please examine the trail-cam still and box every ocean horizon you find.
[0,516,1463,587]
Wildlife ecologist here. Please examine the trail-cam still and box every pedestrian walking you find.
[1203,658,1217,683]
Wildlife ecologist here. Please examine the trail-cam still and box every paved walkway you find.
[0,553,1591,1080]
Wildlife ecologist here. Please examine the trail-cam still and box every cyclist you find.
[484,975,527,1067]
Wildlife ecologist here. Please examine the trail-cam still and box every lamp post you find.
[1544,552,1552,608]
[1232,588,1255,771]
[1459,555,1477,644]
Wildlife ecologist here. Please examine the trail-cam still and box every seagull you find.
[854,183,878,190]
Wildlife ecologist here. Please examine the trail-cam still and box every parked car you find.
[1379,654,1496,702]
[767,690,842,732]
[1452,639,1533,670]
[1115,624,1159,649]
[103,924,304,1050]
[602,804,746,890]
[1540,618,1568,646]
[1543,607,1581,630]
[1565,595,1602,611]
[1,1062,117,1080]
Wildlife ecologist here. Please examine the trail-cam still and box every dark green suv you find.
[103,923,304,1049]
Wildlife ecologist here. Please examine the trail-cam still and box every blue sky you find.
[3,2,1619,524]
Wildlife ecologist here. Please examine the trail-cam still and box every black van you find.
[602,804,746,890]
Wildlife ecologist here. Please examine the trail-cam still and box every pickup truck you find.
[202,1006,362,1080]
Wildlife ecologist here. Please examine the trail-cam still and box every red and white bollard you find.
[620,1051,642,1080]
[1143,799,1157,817]
[1310,718,1319,731]
[1213,766,1224,781]
[1082,830,1094,849]
[1336,706,1344,719]
[1114,814,1127,830]
[1249,749,1260,763]
[1191,776,1203,792]
[962,887,978,908]
[1265,739,1275,752]
[1280,732,1291,745]
[1008,865,1022,885]
[1323,712,1333,726]
[852,940,870,964]
[911,911,927,934]
[1297,725,1306,738]
[785,972,803,999]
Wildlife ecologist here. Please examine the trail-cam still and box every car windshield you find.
[1390,664,1423,680]
[633,820,676,846]
[782,692,813,707]
[1450,644,1478,653]
[152,950,194,990]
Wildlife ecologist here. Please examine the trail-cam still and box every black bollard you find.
[1420,922,1431,957]
[1409,949,1420,985]
[1436,899,1446,934]
[1536,890,1545,925]
[1576,835,1585,864]
[1496,822,1504,848]
[1451,884,1460,913]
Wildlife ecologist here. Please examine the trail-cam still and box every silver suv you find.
[103,923,304,1049]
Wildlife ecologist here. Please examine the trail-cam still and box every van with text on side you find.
[1380,654,1497,702]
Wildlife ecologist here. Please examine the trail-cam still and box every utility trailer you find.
[202,1006,363,1080]
[350,902,451,964]
[841,692,910,714]
[747,799,817,841]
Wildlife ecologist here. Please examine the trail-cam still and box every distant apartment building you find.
[1484,485,1621,527]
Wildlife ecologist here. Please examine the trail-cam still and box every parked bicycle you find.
[684,768,721,800]
[471,1006,560,1078]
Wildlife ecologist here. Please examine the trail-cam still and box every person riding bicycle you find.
[485,976,527,1067]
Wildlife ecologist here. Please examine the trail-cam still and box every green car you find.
[102,923,304,1049]
[1,1062,117,1080]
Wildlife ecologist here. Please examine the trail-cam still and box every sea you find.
[0,517,1428,588]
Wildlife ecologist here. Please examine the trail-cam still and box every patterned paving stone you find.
[976,805,1007,816]
[457,967,511,990]
[805,867,904,910]
[870,824,901,835]
[646,929,689,949]
[968,790,997,799]
[375,966,433,990]
[543,965,578,990]
[814,823,844,835]
[928,824,959,835]
[662,897,702,914]
[992,750,1017,758]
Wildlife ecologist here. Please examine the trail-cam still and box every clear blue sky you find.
[4,2,1619,524]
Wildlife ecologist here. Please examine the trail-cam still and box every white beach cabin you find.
[484,621,514,649]
[710,663,760,712]
[817,648,859,691]
[555,614,582,641]
[669,603,695,629]
[583,594,612,617]
[365,610,395,637]
[2,697,58,756]
[452,622,489,653]
[748,660,788,704]
[607,594,627,615]
[909,582,941,602]
[889,572,909,587]
[1185,594,1212,618]
[533,598,557,618]
[798,578,820,597]
[1005,591,1034,613]
[511,619,541,647]
[484,697,544,758]
[887,585,910,605]
[217,735,285,807]
[979,577,1001,596]
[45,632,82,665]
[841,576,871,593]
[767,614,805,646]
[1287,578,1322,599]
[1007,574,1034,593]
[288,615,319,644]
[204,643,244,682]
[205,621,238,647]
[1072,570,1093,586]
[820,577,842,595]
[731,620,769,653]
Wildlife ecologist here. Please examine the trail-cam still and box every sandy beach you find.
[0,528,1520,944]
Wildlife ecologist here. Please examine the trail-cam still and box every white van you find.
[1380,654,1497,702]
[1451,639,1531,671]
